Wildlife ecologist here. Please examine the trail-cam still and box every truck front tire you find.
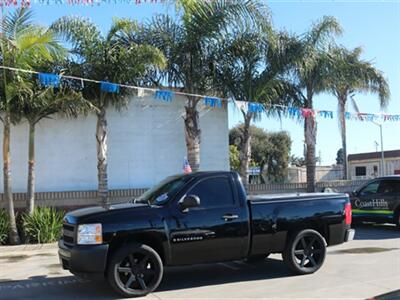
[107,243,163,298]
[283,229,326,275]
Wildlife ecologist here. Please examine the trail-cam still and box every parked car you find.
[59,171,354,298]
[350,176,400,227]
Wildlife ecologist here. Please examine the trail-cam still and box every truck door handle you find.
[222,214,239,221]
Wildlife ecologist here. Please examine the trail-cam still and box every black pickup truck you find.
[59,171,354,297]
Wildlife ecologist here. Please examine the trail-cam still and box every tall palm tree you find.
[51,17,165,206]
[327,46,390,179]
[12,83,93,214]
[213,27,299,184]
[0,8,64,243]
[141,0,267,172]
[292,16,342,192]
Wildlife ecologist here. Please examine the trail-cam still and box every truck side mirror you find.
[179,195,200,212]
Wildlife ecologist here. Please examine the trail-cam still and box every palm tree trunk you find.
[239,113,252,184]
[304,92,317,193]
[184,97,201,172]
[96,107,109,207]
[338,95,348,180]
[26,121,35,215]
[3,112,20,244]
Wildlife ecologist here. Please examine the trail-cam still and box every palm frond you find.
[2,8,34,40]
[50,16,102,59]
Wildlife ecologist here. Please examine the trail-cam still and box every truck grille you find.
[63,223,76,246]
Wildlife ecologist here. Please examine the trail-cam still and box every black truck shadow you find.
[353,223,399,240]
[159,257,291,292]
[0,258,291,299]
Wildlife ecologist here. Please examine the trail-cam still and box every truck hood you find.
[64,202,149,224]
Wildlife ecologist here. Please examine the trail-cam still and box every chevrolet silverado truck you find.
[59,171,354,297]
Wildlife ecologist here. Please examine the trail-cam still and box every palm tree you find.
[213,27,299,184]
[0,8,65,243]
[141,0,267,172]
[51,17,166,206]
[327,46,390,179]
[12,82,93,214]
[291,16,342,192]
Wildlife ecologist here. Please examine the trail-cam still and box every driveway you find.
[0,224,399,300]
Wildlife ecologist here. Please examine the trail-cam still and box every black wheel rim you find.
[114,250,159,294]
[293,234,324,270]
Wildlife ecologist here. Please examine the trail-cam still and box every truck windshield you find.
[135,175,188,206]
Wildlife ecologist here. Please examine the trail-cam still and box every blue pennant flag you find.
[38,73,60,88]
[345,112,352,120]
[100,81,120,93]
[287,107,300,118]
[319,110,334,119]
[248,102,264,114]
[155,90,173,102]
[204,97,222,108]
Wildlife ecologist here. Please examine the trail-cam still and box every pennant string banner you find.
[204,97,222,108]
[2,65,400,123]
[38,73,60,88]
[100,81,120,93]
[248,102,264,114]
[0,0,166,6]
[155,90,173,102]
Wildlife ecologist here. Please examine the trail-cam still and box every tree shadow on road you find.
[0,258,293,299]
[353,223,399,240]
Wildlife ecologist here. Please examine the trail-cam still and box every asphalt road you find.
[0,224,399,300]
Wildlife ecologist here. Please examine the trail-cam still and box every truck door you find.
[352,179,394,220]
[167,175,249,265]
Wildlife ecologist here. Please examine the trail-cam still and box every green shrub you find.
[0,209,10,245]
[22,207,64,244]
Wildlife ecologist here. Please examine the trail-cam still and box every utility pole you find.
[372,121,385,176]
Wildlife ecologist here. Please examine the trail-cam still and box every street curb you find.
[0,243,57,255]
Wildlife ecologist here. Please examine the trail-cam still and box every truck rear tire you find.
[283,229,326,275]
[107,243,163,298]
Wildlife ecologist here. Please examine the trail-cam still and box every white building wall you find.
[349,158,400,179]
[287,165,343,183]
[0,94,229,192]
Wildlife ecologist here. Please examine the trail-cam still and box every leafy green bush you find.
[0,209,10,245]
[22,207,64,244]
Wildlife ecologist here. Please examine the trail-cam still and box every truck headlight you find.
[77,224,102,245]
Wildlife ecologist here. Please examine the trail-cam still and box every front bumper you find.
[58,239,109,276]
[344,229,355,242]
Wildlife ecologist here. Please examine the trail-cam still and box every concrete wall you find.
[0,180,368,210]
[0,93,229,192]
[287,165,343,183]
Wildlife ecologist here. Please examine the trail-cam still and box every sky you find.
[8,0,400,165]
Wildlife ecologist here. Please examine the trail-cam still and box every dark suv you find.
[350,176,400,227]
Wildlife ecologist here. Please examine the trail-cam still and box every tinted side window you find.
[377,180,400,193]
[360,181,380,196]
[188,177,234,208]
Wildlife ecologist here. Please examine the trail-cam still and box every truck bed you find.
[247,192,349,256]
[248,192,346,203]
